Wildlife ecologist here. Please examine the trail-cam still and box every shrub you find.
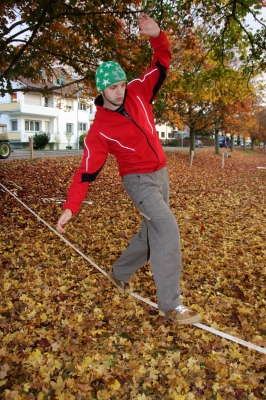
[33,131,50,150]
[79,132,87,149]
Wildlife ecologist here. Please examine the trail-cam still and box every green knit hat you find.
[95,61,127,92]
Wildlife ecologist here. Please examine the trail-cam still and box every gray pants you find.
[112,167,182,312]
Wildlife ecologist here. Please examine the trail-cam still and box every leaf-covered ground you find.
[0,148,266,400]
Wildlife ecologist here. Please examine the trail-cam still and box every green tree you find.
[0,0,144,97]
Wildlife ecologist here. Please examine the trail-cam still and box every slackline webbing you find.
[1,182,266,356]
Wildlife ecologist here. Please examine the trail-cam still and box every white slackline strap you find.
[192,323,266,354]
[0,184,105,275]
[1,182,266,355]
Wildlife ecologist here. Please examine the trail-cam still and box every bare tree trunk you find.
[251,138,255,150]
[29,137,34,160]
[215,120,220,155]
[230,135,234,152]
[190,125,195,154]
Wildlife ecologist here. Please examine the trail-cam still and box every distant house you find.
[0,70,95,150]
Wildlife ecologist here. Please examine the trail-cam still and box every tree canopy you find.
[0,0,266,97]
[1,0,265,148]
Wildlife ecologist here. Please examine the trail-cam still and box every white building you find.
[0,80,179,149]
[0,79,96,150]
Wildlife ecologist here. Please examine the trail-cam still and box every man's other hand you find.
[56,209,73,233]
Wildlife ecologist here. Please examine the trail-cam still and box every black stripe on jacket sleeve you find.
[81,165,104,183]
[150,61,167,104]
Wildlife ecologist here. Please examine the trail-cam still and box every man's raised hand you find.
[138,13,160,38]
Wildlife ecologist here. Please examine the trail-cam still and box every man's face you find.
[102,81,127,110]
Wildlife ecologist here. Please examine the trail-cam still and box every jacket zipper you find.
[118,107,160,171]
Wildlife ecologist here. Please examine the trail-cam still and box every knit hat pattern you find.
[95,61,127,92]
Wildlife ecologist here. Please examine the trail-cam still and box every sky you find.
[245,6,266,31]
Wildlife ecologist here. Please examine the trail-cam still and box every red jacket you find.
[64,31,171,214]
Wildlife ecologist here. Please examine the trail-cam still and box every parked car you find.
[195,140,203,148]
[241,141,250,147]
[219,137,229,148]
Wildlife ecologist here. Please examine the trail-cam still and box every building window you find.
[89,104,94,113]
[78,123,87,132]
[11,120,18,131]
[66,99,73,110]
[161,132,165,138]
[44,97,49,107]
[78,102,87,111]
[56,74,65,86]
[66,123,73,133]
[168,131,174,139]
[11,93,17,102]
[40,68,46,79]
[25,120,40,131]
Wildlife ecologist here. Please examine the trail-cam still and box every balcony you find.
[0,102,20,112]
[0,101,60,117]
[8,131,21,140]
